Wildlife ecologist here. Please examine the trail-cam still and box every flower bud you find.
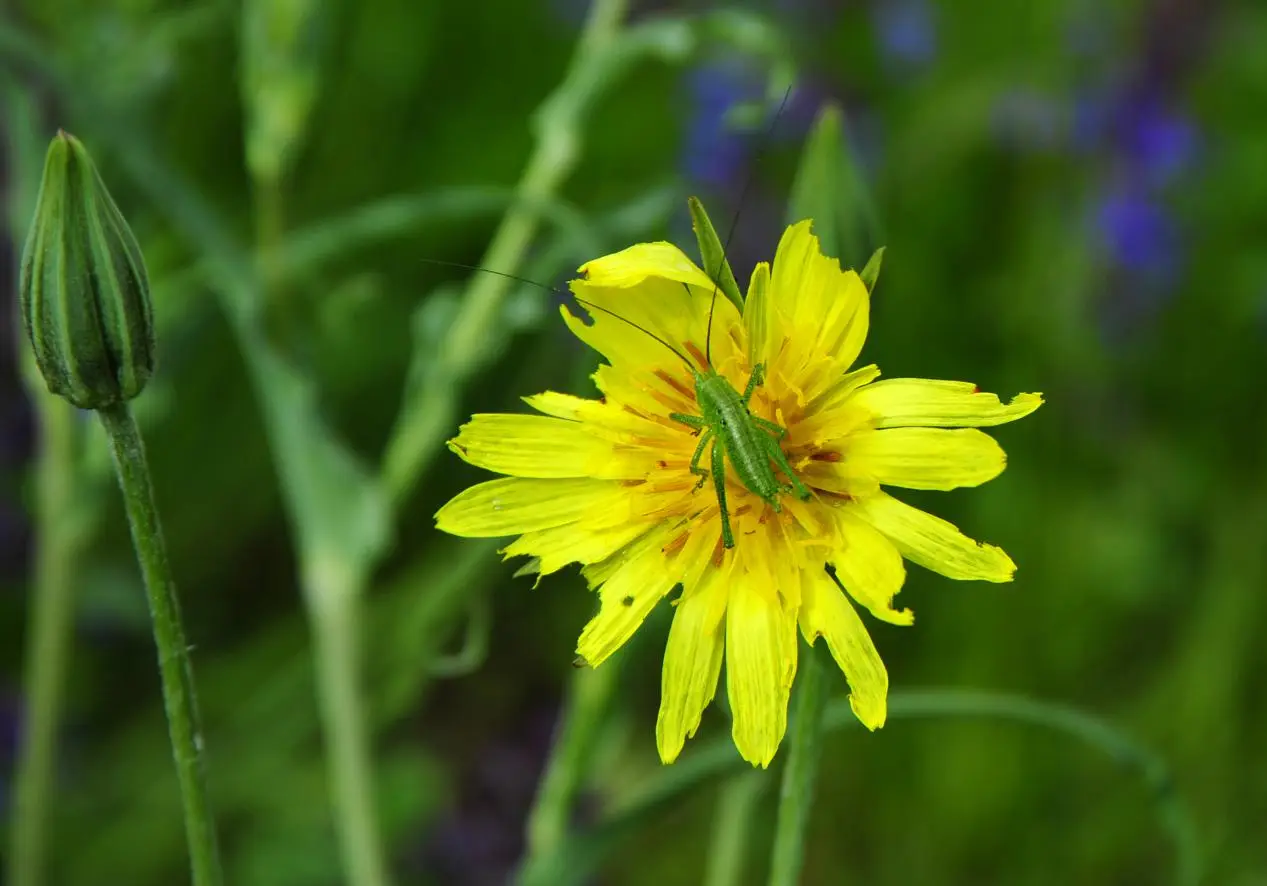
[19,131,154,409]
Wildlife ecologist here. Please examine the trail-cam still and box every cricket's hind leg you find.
[753,415,787,440]
[763,434,812,501]
[711,435,735,548]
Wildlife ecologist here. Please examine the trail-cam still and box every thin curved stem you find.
[537,688,1201,886]
[380,0,630,504]
[97,403,222,886]
[873,689,1202,886]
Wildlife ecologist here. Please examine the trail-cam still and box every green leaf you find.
[243,331,392,605]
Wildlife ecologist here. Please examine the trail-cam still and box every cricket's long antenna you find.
[570,296,695,370]
[704,85,795,367]
[419,257,566,297]
[418,257,694,370]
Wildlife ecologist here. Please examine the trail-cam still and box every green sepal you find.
[19,131,155,409]
[688,196,745,313]
[858,246,885,292]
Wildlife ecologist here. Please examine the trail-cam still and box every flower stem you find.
[768,648,828,886]
[309,590,391,886]
[9,394,84,886]
[704,770,769,886]
[521,659,623,882]
[96,403,223,886]
[249,162,394,886]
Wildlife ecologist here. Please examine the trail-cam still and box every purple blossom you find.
[1073,89,1197,186]
[1117,95,1197,187]
[681,62,764,189]
[1095,186,1180,279]
[873,0,937,72]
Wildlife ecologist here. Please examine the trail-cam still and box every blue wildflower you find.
[873,0,937,72]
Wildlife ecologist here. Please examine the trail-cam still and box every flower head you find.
[20,131,154,409]
[436,221,1041,766]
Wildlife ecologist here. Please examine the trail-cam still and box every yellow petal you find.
[797,458,880,498]
[570,242,724,373]
[726,583,797,768]
[449,414,633,479]
[831,511,913,625]
[575,528,678,667]
[852,492,1016,582]
[503,520,653,576]
[844,427,1006,490]
[656,564,729,764]
[766,221,870,383]
[799,570,888,729]
[851,379,1043,428]
[806,364,881,415]
[578,241,717,291]
[435,478,629,537]
[560,301,675,375]
[525,390,673,440]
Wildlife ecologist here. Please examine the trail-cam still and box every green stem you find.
[768,649,828,886]
[704,771,769,886]
[96,403,223,886]
[8,395,83,886]
[250,166,393,886]
[310,592,391,886]
[380,0,629,504]
[520,659,623,885]
[254,175,289,324]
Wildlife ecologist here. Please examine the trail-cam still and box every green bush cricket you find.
[571,256,812,551]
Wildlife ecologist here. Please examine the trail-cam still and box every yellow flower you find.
[435,221,1041,767]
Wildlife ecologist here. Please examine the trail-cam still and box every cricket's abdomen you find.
[695,372,783,502]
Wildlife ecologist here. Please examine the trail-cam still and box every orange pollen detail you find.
[811,450,842,462]
[661,531,689,557]
[655,369,694,400]
[649,477,695,494]
[648,386,691,414]
[620,478,646,487]
[684,341,710,369]
[711,535,726,567]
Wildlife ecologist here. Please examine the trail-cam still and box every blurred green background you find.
[2,0,1265,884]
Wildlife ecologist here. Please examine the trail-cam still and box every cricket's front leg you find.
[712,436,735,549]
[670,411,708,432]
[741,362,766,405]
[688,429,714,491]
